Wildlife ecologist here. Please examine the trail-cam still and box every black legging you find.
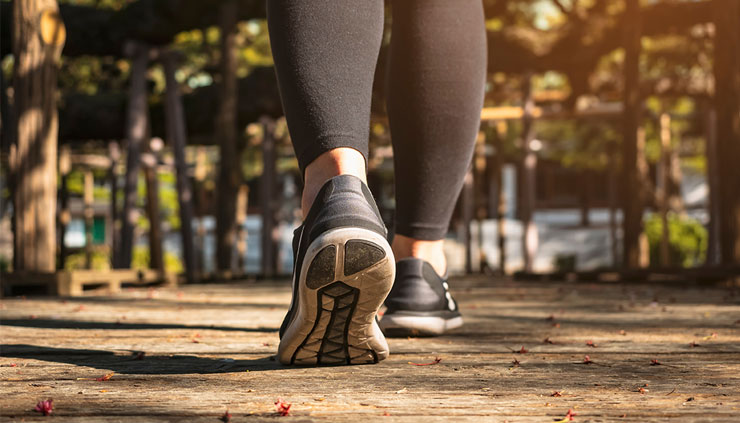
[267,0,487,241]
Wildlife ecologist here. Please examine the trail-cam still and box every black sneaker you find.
[379,257,463,336]
[277,175,395,365]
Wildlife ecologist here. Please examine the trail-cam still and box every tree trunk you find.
[621,0,644,269]
[215,0,240,272]
[163,51,197,282]
[658,112,671,267]
[108,141,121,267]
[705,107,721,266]
[11,0,64,272]
[117,42,149,268]
[58,145,71,269]
[607,141,619,267]
[713,0,740,265]
[143,153,163,272]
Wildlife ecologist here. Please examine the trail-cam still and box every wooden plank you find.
[1,279,739,421]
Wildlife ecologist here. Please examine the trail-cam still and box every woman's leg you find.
[386,0,487,275]
[266,0,385,217]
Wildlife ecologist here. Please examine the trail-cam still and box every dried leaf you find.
[511,358,521,367]
[34,399,53,416]
[585,340,597,348]
[408,357,442,366]
[220,409,232,423]
[543,337,555,344]
[650,359,662,366]
[551,391,563,397]
[582,355,593,364]
[553,408,577,422]
[96,372,114,381]
[689,341,700,348]
[274,398,291,416]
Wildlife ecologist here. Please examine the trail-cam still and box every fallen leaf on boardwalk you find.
[74,305,86,312]
[395,388,408,394]
[408,357,442,366]
[511,358,521,367]
[637,387,648,394]
[546,314,556,321]
[10,363,17,367]
[619,330,626,336]
[585,340,597,348]
[262,342,272,347]
[34,399,53,416]
[552,323,561,328]
[133,352,146,360]
[96,372,115,381]
[582,355,593,364]
[553,408,577,422]
[551,391,563,397]
[689,341,700,348]
[382,411,391,416]
[274,398,291,416]
[543,338,555,344]
[220,409,231,422]
[702,332,718,340]
[650,359,662,366]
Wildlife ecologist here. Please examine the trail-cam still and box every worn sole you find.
[277,227,395,365]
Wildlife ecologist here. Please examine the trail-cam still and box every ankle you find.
[302,148,367,218]
[391,234,447,276]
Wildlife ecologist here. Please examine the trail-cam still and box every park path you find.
[1,277,739,422]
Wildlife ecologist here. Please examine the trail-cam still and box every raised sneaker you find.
[277,175,395,365]
[380,257,463,336]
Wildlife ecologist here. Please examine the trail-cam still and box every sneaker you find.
[379,257,463,336]
[277,175,395,365]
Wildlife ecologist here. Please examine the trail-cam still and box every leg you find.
[267,0,384,217]
[380,0,486,337]
[267,1,395,364]
[386,0,487,275]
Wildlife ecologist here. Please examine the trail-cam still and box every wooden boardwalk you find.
[1,277,739,422]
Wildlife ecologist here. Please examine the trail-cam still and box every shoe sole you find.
[278,227,395,365]
[380,313,463,337]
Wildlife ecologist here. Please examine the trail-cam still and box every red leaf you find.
[409,357,442,366]
[554,408,578,422]
[551,391,563,397]
[585,340,597,348]
[220,410,232,423]
[516,346,528,354]
[583,355,593,364]
[96,372,114,381]
[34,399,53,416]
[650,359,662,366]
[275,398,291,416]
[382,411,391,416]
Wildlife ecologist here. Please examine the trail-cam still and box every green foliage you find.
[644,213,708,268]
[64,246,112,270]
[132,246,183,273]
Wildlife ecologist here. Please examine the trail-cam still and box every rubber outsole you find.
[380,312,463,337]
[278,227,395,365]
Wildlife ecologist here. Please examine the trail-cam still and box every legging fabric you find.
[267,0,487,241]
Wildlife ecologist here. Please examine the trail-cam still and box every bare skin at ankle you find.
[302,148,367,218]
[392,234,447,276]
[303,148,447,276]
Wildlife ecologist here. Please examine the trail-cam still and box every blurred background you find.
[0,0,738,291]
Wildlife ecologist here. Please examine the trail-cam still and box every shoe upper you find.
[384,257,459,313]
[279,175,388,338]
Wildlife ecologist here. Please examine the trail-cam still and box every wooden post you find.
[117,42,149,268]
[11,0,65,272]
[162,51,197,282]
[83,169,94,269]
[579,170,591,227]
[658,112,672,266]
[607,141,619,267]
[260,117,277,278]
[493,121,507,275]
[58,145,71,269]
[520,75,537,273]
[142,152,163,272]
[215,0,240,273]
[712,0,740,265]
[705,107,721,266]
[108,141,120,267]
[621,0,644,269]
